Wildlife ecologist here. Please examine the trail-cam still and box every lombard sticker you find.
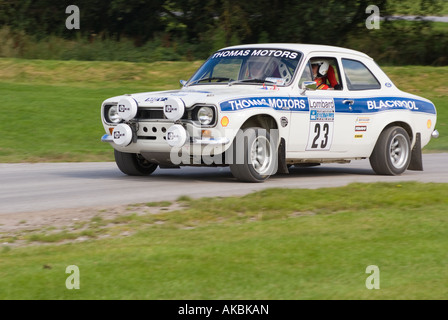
[306,98,335,151]
[309,98,335,121]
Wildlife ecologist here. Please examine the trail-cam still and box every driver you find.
[311,60,341,90]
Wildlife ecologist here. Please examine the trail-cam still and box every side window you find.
[299,57,342,90]
[342,59,381,90]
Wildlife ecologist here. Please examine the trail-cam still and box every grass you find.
[382,65,448,150]
[0,182,447,299]
[0,58,446,163]
[0,59,200,162]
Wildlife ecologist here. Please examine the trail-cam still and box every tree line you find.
[0,0,446,64]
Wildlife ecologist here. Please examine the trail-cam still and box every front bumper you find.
[101,134,114,143]
[101,134,230,146]
[431,129,440,139]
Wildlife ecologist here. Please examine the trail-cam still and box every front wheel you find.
[229,127,278,182]
[369,126,411,175]
[114,150,158,176]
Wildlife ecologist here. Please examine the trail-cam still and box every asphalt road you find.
[1,153,447,214]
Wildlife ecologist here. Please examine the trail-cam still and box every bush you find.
[346,21,448,66]
[1,20,447,66]
[0,26,197,62]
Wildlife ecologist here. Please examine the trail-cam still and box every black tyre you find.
[369,126,411,175]
[114,150,158,176]
[229,127,278,182]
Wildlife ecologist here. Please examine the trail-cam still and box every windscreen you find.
[187,48,302,86]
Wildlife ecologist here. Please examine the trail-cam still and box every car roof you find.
[220,43,372,60]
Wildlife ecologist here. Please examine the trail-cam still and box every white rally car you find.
[101,43,439,182]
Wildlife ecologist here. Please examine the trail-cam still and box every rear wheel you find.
[229,127,277,182]
[114,150,158,176]
[369,126,411,175]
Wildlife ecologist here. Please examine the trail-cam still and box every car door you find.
[288,55,349,155]
[332,57,383,156]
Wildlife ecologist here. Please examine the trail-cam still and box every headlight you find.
[197,107,214,125]
[107,105,122,123]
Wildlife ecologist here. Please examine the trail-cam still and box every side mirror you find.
[300,81,317,95]
[180,80,187,87]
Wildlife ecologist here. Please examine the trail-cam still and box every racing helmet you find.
[311,60,329,77]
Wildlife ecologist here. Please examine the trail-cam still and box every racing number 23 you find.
[306,122,334,151]
[311,123,330,149]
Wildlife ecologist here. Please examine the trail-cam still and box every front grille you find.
[136,109,166,120]
[136,108,192,121]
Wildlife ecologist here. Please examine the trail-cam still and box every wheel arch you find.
[240,114,279,132]
[238,113,289,175]
[381,121,413,144]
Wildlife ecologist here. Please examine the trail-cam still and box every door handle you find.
[343,99,354,111]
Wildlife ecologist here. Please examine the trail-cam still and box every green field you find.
[0,59,201,162]
[0,58,447,162]
[1,182,447,299]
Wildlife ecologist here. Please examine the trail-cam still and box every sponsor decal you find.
[309,99,335,121]
[165,104,176,113]
[336,97,435,114]
[220,97,307,112]
[355,125,367,132]
[145,97,168,102]
[356,117,371,124]
[306,98,335,151]
[385,82,392,87]
[265,78,286,86]
[118,104,130,113]
[260,84,280,91]
[355,134,363,138]
[211,49,300,60]
[221,116,230,127]
[367,99,418,110]
[114,131,125,139]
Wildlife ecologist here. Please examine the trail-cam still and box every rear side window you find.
[342,59,381,90]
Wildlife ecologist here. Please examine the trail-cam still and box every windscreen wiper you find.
[228,78,275,86]
[187,77,232,86]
